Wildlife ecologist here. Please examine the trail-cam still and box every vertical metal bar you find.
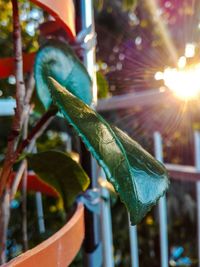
[31,146,45,234]
[79,1,102,266]
[154,131,168,267]
[129,217,139,267]
[35,192,45,234]
[0,99,16,116]
[80,0,97,105]
[66,135,72,152]
[194,131,200,267]
[100,169,114,267]
[60,132,72,152]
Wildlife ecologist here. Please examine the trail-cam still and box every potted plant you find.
[0,0,169,265]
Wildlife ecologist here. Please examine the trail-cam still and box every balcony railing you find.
[1,93,200,266]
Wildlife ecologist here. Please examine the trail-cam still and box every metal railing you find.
[97,93,200,267]
[2,95,200,267]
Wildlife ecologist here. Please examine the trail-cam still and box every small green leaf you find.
[27,150,90,209]
[94,0,104,11]
[122,0,137,11]
[97,71,109,99]
[34,39,92,110]
[48,78,169,225]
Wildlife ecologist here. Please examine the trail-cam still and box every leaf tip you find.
[48,76,60,90]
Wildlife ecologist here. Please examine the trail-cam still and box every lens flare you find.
[177,56,186,69]
[185,43,196,58]
[155,64,200,100]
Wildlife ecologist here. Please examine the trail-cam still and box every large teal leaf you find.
[27,150,90,209]
[34,39,92,110]
[48,78,169,224]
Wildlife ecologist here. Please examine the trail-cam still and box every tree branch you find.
[10,107,57,199]
[0,0,26,196]
[0,190,10,264]
[21,110,29,251]
[15,107,58,158]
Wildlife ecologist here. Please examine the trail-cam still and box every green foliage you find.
[48,78,169,225]
[95,0,104,11]
[96,71,109,99]
[34,39,92,110]
[0,0,42,99]
[0,0,42,56]
[94,0,138,11]
[27,151,90,209]
[122,0,137,10]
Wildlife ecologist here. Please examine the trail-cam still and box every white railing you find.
[195,131,200,267]
[97,93,200,266]
[100,129,200,267]
[154,132,168,267]
[2,97,200,267]
[0,99,15,116]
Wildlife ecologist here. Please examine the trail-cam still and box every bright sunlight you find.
[155,44,200,100]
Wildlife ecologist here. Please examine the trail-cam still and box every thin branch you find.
[0,0,26,196]
[10,71,35,199]
[21,71,35,126]
[15,107,57,158]
[1,107,57,198]
[21,111,29,251]
[10,108,56,198]
[25,71,35,104]
[22,162,28,251]
[11,160,27,199]
[12,0,26,120]
[0,0,26,262]
[0,190,10,264]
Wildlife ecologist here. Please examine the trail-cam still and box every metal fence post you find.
[129,219,139,267]
[154,131,168,267]
[35,192,45,233]
[80,0,97,105]
[194,131,200,267]
[100,169,114,267]
[79,1,102,266]
[0,99,16,116]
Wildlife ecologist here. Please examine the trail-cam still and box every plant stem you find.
[25,71,35,105]
[21,111,29,251]
[0,1,26,262]
[0,0,26,197]
[22,162,28,251]
[11,160,27,199]
[0,190,10,264]
[10,71,35,199]
[15,107,57,158]
[10,107,57,199]
[12,0,26,124]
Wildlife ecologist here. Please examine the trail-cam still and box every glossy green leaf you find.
[48,78,169,224]
[34,39,92,110]
[27,150,90,209]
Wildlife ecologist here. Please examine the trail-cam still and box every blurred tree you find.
[0,0,43,98]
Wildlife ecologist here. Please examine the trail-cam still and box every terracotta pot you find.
[2,204,85,267]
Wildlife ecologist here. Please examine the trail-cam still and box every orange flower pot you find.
[2,204,85,267]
